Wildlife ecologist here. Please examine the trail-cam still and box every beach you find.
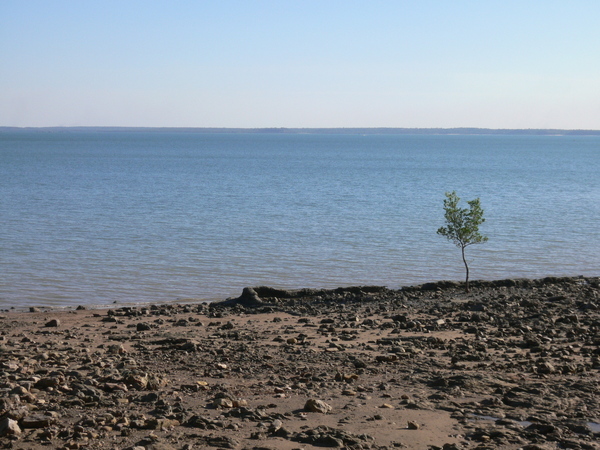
[1,276,599,449]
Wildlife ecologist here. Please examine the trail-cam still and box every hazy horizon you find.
[2,1,599,129]
[3,126,600,134]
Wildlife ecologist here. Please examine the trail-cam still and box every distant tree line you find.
[2,127,600,135]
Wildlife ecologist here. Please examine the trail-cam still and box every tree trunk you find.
[461,245,470,292]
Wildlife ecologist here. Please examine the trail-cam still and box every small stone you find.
[107,344,126,354]
[269,419,283,433]
[35,376,62,389]
[213,397,234,409]
[407,421,420,430]
[45,319,60,327]
[537,361,555,374]
[154,418,180,430]
[304,399,332,414]
[0,417,22,437]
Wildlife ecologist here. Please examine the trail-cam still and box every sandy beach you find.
[1,276,599,449]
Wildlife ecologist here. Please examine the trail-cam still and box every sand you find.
[1,276,599,449]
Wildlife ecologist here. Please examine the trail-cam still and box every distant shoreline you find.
[2,126,600,136]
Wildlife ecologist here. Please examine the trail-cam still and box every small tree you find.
[437,191,488,292]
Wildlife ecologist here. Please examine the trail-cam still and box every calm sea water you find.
[1,131,599,308]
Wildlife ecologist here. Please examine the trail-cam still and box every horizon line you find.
[2,126,600,135]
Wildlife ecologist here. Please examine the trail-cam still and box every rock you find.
[0,417,22,437]
[206,436,240,448]
[137,322,152,331]
[304,399,332,414]
[211,287,264,308]
[407,420,420,430]
[139,392,159,403]
[34,376,63,389]
[107,343,127,354]
[236,287,264,307]
[45,319,60,327]
[213,397,234,409]
[126,373,168,390]
[103,382,128,392]
[269,419,283,434]
[292,425,375,448]
[179,339,201,352]
[145,418,180,430]
[352,359,368,369]
[20,414,54,429]
[0,403,28,421]
[537,361,556,374]
[146,443,177,450]
[525,422,557,435]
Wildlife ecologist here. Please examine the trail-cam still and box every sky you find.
[1,1,599,129]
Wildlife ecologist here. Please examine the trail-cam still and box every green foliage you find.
[437,191,488,292]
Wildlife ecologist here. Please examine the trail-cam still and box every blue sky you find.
[1,1,599,128]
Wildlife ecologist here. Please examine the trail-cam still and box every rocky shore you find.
[1,276,599,449]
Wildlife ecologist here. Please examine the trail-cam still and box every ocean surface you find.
[1,130,599,309]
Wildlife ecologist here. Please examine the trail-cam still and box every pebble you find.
[304,399,332,414]
[407,421,420,430]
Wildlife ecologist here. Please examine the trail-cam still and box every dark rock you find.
[137,322,152,331]
[211,287,265,308]
[292,425,375,448]
[19,414,54,429]
[525,422,557,435]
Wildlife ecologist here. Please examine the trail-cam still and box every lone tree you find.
[437,191,488,292]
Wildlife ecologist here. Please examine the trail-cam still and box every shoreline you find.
[5,275,596,313]
[1,275,599,449]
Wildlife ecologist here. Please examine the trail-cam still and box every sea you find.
[1,130,599,309]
